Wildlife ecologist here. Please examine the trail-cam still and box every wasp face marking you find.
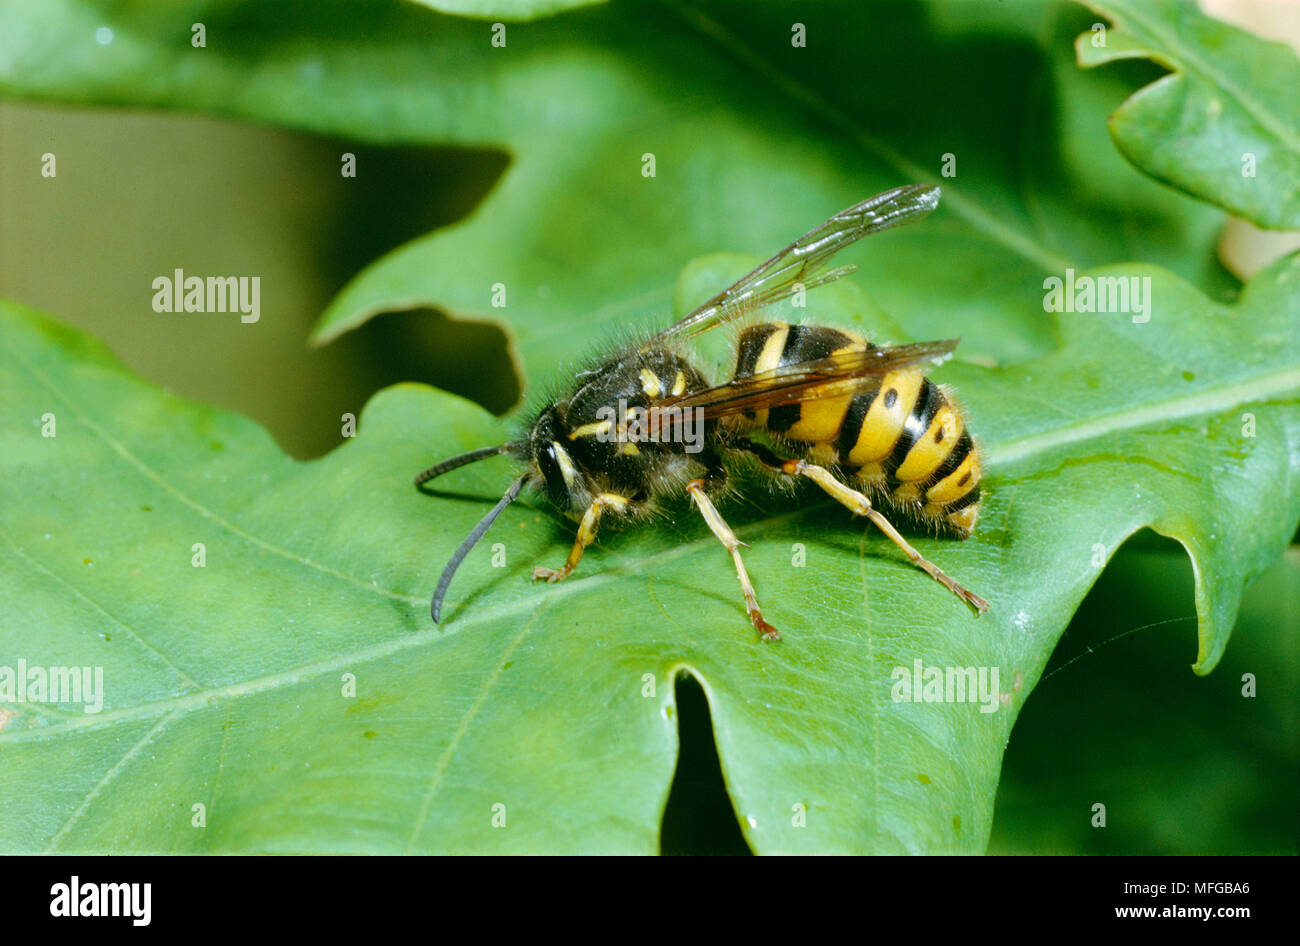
[530,408,582,510]
[551,441,580,486]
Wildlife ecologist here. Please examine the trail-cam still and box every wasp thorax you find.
[525,349,715,517]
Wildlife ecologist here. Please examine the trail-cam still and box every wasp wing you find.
[652,338,959,422]
[655,184,940,343]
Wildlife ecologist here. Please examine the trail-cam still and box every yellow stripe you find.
[925,451,980,505]
[639,368,662,399]
[894,402,963,483]
[754,322,790,374]
[785,393,854,443]
[845,368,923,465]
[785,337,863,443]
[568,419,613,440]
[750,322,790,428]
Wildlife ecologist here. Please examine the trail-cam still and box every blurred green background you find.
[2,96,1294,855]
[0,100,519,460]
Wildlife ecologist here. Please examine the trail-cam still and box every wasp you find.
[416,184,988,639]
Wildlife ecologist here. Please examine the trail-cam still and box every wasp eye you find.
[537,441,573,509]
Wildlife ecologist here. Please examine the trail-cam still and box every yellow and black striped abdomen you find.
[839,368,981,536]
[733,321,982,537]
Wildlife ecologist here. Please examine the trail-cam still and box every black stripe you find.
[768,402,801,433]
[735,323,781,378]
[779,324,849,365]
[835,392,875,459]
[779,323,809,365]
[947,484,981,512]
[920,430,972,492]
[885,378,940,480]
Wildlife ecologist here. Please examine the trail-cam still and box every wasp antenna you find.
[431,474,527,624]
[414,444,514,488]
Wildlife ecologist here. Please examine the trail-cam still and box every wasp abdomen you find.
[734,321,981,536]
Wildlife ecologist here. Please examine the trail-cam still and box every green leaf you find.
[2,247,1295,852]
[990,545,1299,854]
[0,0,1243,389]
[1076,0,1300,228]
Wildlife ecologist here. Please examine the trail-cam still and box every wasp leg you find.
[685,478,780,641]
[532,492,629,583]
[726,440,988,615]
[784,458,988,614]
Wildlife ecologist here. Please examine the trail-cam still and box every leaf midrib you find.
[986,364,1300,468]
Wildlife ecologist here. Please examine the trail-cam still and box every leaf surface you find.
[1077,0,1300,228]
[0,0,1252,389]
[1,250,1295,852]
